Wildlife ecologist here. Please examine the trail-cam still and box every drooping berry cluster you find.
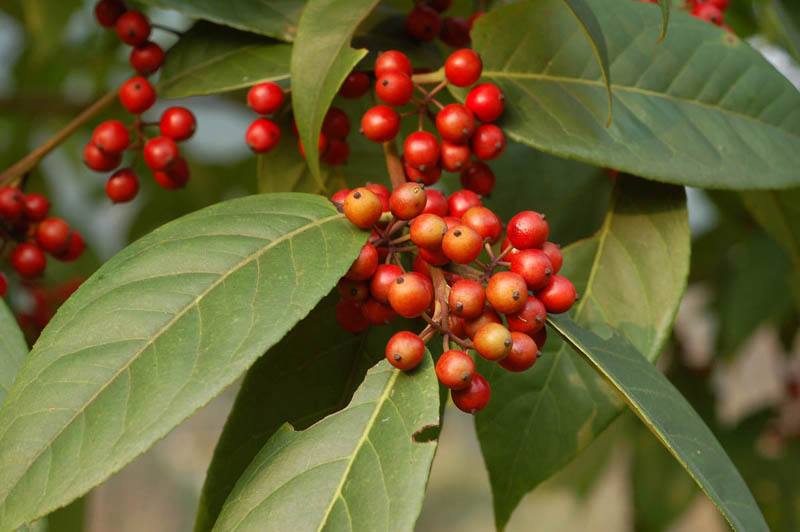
[405,0,484,48]
[332,183,577,414]
[89,0,197,201]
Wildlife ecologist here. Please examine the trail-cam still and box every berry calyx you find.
[106,168,140,203]
[247,82,285,115]
[389,182,427,220]
[388,272,433,318]
[466,83,505,122]
[343,188,383,229]
[444,49,483,87]
[507,210,549,250]
[473,322,513,361]
[538,275,577,314]
[486,271,528,314]
[245,118,281,153]
[385,331,426,370]
[448,279,486,319]
[361,105,401,142]
[159,107,197,141]
[451,372,490,414]
[436,350,476,389]
[11,243,47,278]
[500,332,539,372]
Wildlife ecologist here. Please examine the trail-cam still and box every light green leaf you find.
[476,178,689,529]
[290,0,380,181]
[160,22,291,99]
[548,314,768,532]
[212,357,440,532]
[0,193,366,530]
[471,0,800,189]
[0,299,26,407]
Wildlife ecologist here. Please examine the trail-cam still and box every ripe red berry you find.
[322,139,350,166]
[471,124,506,160]
[56,230,85,262]
[449,279,485,319]
[510,248,553,290]
[500,332,539,372]
[0,272,6,298]
[692,2,724,25]
[106,168,140,203]
[340,71,371,98]
[0,186,25,221]
[532,327,547,349]
[385,331,426,370]
[464,307,501,338]
[375,50,413,77]
[376,71,414,106]
[245,118,281,153]
[507,210,549,250]
[390,182,427,220]
[160,106,196,141]
[436,350,476,389]
[445,49,483,87]
[143,136,180,170]
[362,298,397,325]
[322,107,351,139]
[247,82,285,115]
[538,275,577,314]
[36,217,71,254]
[153,157,190,189]
[361,105,401,142]
[94,0,126,28]
[442,224,483,264]
[486,271,528,314]
[331,188,350,206]
[346,243,379,281]
[461,206,501,243]
[440,141,471,172]
[118,76,156,114]
[418,246,449,266]
[23,193,49,222]
[365,183,390,206]
[338,279,370,302]
[541,242,563,273]
[447,189,482,218]
[410,214,448,250]
[452,372,490,413]
[423,189,449,216]
[336,299,370,333]
[428,0,452,12]
[440,17,471,48]
[406,5,441,41]
[343,188,383,229]
[707,0,729,10]
[435,104,476,144]
[467,11,485,30]
[129,41,165,75]
[404,163,441,186]
[403,131,440,170]
[92,120,130,153]
[11,243,46,278]
[115,11,151,46]
[83,142,121,172]
[507,296,547,334]
[474,322,513,361]
[388,272,433,318]
[460,161,495,196]
[370,263,403,303]
[466,83,505,122]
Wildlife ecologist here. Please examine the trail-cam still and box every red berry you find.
[346,243,379,281]
[390,182,427,220]
[410,213,448,251]
[449,279,485,319]
[361,105,401,142]
[344,188,383,229]
[370,264,403,303]
[336,299,370,333]
[464,307,501,338]
[331,188,351,207]
[118,76,156,114]
[375,50,413,77]
[440,17,471,48]
[403,131,440,170]
[442,224,483,264]
[461,206,501,243]
[322,107,351,139]
[362,298,397,325]
[471,123,506,160]
[445,49,483,87]
[143,136,180,170]
[486,271,528,314]
[129,41,165,75]
[707,0,729,10]
[466,83,505,122]
[11,243,46,278]
[245,118,281,153]
[115,11,151,46]
[0,187,25,221]
[447,189,482,218]
[376,71,414,106]
[474,322,513,361]
[247,82,285,115]
[385,331,426,370]
[692,3,724,25]
[153,157,190,189]
[94,0,126,28]
[451,372,490,413]
[56,230,85,262]
[500,332,539,372]
[0,272,6,297]
[365,183,390,204]
[467,12,485,30]
[160,106,196,141]
[542,242,563,273]
[388,272,433,318]
[83,142,121,172]
[423,189,448,216]
[418,246,449,266]
[436,350,476,389]
[538,275,577,314]
[340,71,371,98]
[406,5,441,41]
[404,163,441,186]
[510,249,553,290]
[106,168,140,203]
[435,104,476,144]
[92,120,130,153]
[23,193,49,222]
[36,218,71,254]
[532,327,547,349]
[428,0,452,13]
[507,296,547,334]
[322,139,350,166]
[440,141,471,172]
[338,279,370,302]
[507,210,549,249]
[460,161,495,196]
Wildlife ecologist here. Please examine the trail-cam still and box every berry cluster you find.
[332,183,577,414]
[361,49,505,196]
[405,0,484,48]
[89,0,197,201]
[687,0,730,29]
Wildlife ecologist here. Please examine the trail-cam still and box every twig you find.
[382,140,406,189]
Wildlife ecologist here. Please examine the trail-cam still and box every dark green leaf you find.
[0,300,27,407]
[0,193,366,529]
[212,357,440,531]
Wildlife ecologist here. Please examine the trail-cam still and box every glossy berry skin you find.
[500,332,539,372]
[129,41,165,75]
[153,157,190,189]
[322,107,351,139]
[390,182,427,220]
[143,136,179,170]
[449,279,485,319]
[445,49,483,87]
[451,372,490,414]
[464,307,501,338]
[692,3,723,25]
[336,299,370,333]
[507,211,549,250]
[410,214,448,251]
[542,242,563,273]
[245,118,281,153]
[55,231,85,262]
[376,72,413,106]
[385,331,426,370]
[447,189,482,219]
[338,279,370,302]
[471,124,506,160]
[365,183,390,205]
[440,17,471,48]
[362,298,397,325]
[106,168,140,203]
[440,141,471,172]
[466,83,505,122]
[0,187,25,221]
[160,107,196,141]
[115,11,151,46]
[404,163,441,186]
[370,264,403,303]
[460,162,495,196]
[0,272,6,298]
[375,50,413,77]
[403,131,440,170]
[340,71,371,98]
[344,188,383,229]
[461,206,501,243]
[346,243,379,281]
[388,272,433,318]
[406,5,441,41]
[361,105,401,142]
[118,76,156,114]
[423,189,449,216]
[36,218,71,254]
[538,275,577,314]
[507,296,547,334]
[435,104,476,144]
[474,322,513,361]
[23,193,50,222]
[83,143,121,172]
[442,224,483,264]
[436,350,476,390]
[11,243,46,278]
[247,82,285,115]
[92,120,130,153]
[94,0,126,27]
[486,271,528,314]
[510,248,553,290]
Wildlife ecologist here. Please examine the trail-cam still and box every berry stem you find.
[411,69,445,85]
[151,23,183,36]
[382,140,406,189]
[389,234,411,245]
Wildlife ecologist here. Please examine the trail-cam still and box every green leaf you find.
[137,0,304,41]
[0,299,27,407]
[290,0,380,182]
[476,178,689,529]
[212,357,440,532]
[755,0,800,62]
[0,193,367,530]
[548,314,768,531]
[471,0,800,189]
[160,22,291,99]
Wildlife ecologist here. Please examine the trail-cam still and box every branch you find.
[383,139,406,189]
